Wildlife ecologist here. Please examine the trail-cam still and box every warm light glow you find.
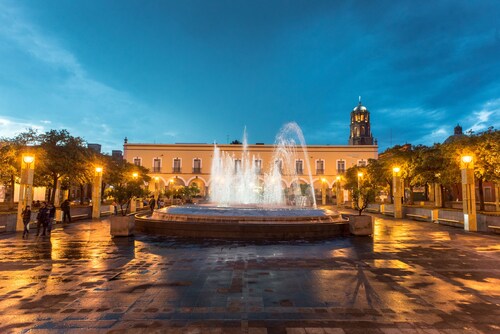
[357,172,363,178]
[95,167,103,173]
[154,176,159,181]
[393,167,400,173]
[132,172,139,178]
[321,178,327,183]
[336,176,341,181]
[23,155,34,164]
[461,155,473,164]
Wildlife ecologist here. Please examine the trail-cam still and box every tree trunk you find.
[8,175,15,209]
[50,173,58,204]
[388,180,393,204]
[440,184,445,208]
[79,184,84,204]
[478,177,485,211]
[424,182,429,201]
[408,185,414,204]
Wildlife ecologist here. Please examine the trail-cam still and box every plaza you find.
[1,212,499,333]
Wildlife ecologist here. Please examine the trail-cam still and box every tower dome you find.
[348,97,375,145]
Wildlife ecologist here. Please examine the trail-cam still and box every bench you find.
[382,211,394,216]
[488,225,500,233]
[406,213,429,221]
[71,214,88,220]
[0,225,6,233]
[437,218,463,227]
[101,211,114,216]
[366,208,379,213]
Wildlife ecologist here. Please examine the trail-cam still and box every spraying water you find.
[210,122,317,208]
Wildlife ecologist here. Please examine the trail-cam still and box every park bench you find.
[365,208,379,213]
[101,211,114,216]
[0,224,6,233]
[382,211,394,216]
[437,218,463,227]
[488,225,500,233]
[71,214,88,220]
[406,213,429,221]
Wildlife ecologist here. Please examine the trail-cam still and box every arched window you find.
[361,126,365,136]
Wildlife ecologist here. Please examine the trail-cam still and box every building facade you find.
[348,98,376,145]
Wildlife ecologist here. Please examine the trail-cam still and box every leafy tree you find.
[344,165,377,215]
[105,158,150,215]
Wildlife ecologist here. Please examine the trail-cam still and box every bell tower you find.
[349,97,375,145]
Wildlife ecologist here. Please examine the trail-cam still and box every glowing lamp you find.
[23,155,35,164]
[132,172,139,178]
[393,167,400,173]
[357,172,363,178]
[461,155,473,164]
[95,167,103,173]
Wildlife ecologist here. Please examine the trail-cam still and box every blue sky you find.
[1,0,499,153]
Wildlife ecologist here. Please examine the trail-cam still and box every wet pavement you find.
[0,212,499,333]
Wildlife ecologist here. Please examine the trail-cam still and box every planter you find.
[110,215,135,237]
[347,214,373,236]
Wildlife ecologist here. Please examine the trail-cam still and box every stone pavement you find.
[0,212,499,333]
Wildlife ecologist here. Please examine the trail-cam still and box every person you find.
[36,202,49,236]
[61,199,71,223]
[149,197,156,212]
[33,200,41,208]
[22,205,31,239]
[48,203,56,234]
[112,200,118,215]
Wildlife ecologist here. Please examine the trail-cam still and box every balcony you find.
[172,167,181,173]
[296,169,304,175]
[152,167,161,173]
[316,168,324,175]
[192,167,202,174]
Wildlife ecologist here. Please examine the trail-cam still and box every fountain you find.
[135,122,348,239]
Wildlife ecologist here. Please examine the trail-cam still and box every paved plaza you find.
[0,212,499,333]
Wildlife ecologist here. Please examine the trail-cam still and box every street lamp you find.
[393,166,403,218]
[92,167,103,219]
[336,175,343,209]
[460,154,477,231]
[130,172,139,213]
[321,178,327,206]
[17,154,35,231]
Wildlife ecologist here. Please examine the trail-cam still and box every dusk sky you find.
[1,0,499,153]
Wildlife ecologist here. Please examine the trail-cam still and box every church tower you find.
[348,97,375,145]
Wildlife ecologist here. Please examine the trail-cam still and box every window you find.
[337,160,345,174]
[296,160,303,175]
[235,159,242,173]
[361,126,365,136]
[275,160,283,174]
[173,158,181,173]
[316,160,324,175]
[193,158,201,174]
[358,160,367,167]
[254,159,262,174]
[133,157,141,166]
[153,158,161,173]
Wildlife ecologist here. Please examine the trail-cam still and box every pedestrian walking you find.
[22,205,31,239]
[61,199,71,223]
[149,197,156,211]
[48,203,56,234]
[36,202,49,236]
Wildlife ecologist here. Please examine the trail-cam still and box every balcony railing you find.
[192,167,202,174]
[316,168,324,175]
[152,167,161,173]
[172,167,181,173]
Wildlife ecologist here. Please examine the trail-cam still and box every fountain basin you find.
[135,205,349,239]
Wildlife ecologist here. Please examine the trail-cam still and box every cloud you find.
[467,98,500,133]
[0,116,46,138]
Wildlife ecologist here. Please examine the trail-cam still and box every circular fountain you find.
[135,123,348,239]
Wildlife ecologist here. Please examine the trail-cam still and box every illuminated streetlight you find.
[392,167,400,174]
[23,155,35,165]
[132,172,139,179]
[393,166,403,218]
[460,155,477,231]
[17,154,36,231]
[92,167,103,219]
[95,167,103,174]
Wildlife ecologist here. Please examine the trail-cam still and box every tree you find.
[344,165,377,215]
[105,158,150,215]
[36,130,90,203]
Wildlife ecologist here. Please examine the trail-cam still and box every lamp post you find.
[461,155,477,231]
[321,178,327,205]
[16,154,35,231]
[393,167,403,218]
[130,172,139,213]
[92,167,103,219]
[355,172,363,209]
[336,176,343,209]
[154,176,160,206]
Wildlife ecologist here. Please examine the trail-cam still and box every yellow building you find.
[123,101,378,203]
[123,142,377,201]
